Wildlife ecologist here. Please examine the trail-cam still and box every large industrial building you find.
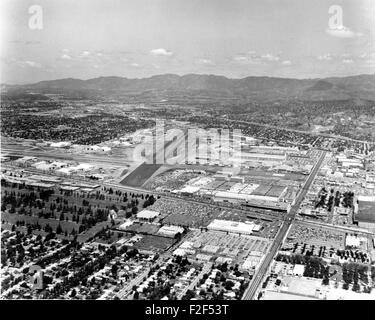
[136,209,160,221]
[207,219,260,235]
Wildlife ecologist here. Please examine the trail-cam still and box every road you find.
[296,219,375,236]
[242,150,327,300]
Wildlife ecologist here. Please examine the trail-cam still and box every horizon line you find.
[3,72,375,86]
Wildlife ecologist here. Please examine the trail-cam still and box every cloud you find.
[365,59,375,66]
[195,58,215,66]
[16,60,42,68]
[10,40,41,45]
[359,52,375,60]
[61,54,72,60]
[79,50,91,58]
[233,52,285,65]
[130,63,140,67]
[150,48,173,56]
[341,53,352,58]
[317,53,333,61]
[342,59,354,64]
[232,53,260,64]
[233,56,249,62]
[326,25,363,38]
[25,61,41,68]
[260,53,280,61]
[282,60,292,65]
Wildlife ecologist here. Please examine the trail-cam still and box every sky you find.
[1,0,375,83]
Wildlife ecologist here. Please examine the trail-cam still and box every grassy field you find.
[134,234,176,252]
[125,222,160,235]
[2,212,80,232]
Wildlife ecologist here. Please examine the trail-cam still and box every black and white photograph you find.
[1,0,375,307]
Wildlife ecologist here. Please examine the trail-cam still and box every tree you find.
[111,264,118,277]
[56,224,63,234]
[182,289,195,300]
[131,206,138,215]
[224,280,234,290]
[70,289,77,297]
[352,283,360,292]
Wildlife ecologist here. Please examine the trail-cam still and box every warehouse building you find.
[207,219,258,235]
[136,209,160,221]
[157,225,184,238]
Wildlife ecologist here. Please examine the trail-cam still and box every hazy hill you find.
[4,73,375,102]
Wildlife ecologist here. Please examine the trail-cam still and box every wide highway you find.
[242,150,327,300]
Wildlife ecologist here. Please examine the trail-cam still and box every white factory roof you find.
[173,248,187,256]
[119,220,134,230]
[69,163,94,171]
[358,195,375,202]
[180,241,194,250]
[28,182,55,188]
[252,224,261,232]
[174,186,200,194]
[215,256,233,264]
[202,245,220,253]
[345,235,360,248]
[242,255,261,270]
[240,184,260,194]
[56,167,73,175]
[32,161,51,170]
[60,186,80,191]
[293,264,305,276]
[196,254,212,261]
[157,225,184,237]
[50,141,71,148]
[207,219,257,235]
[213,191,279,202]
[136,209,160,220]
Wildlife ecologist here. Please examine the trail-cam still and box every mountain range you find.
[3,73,375,103]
